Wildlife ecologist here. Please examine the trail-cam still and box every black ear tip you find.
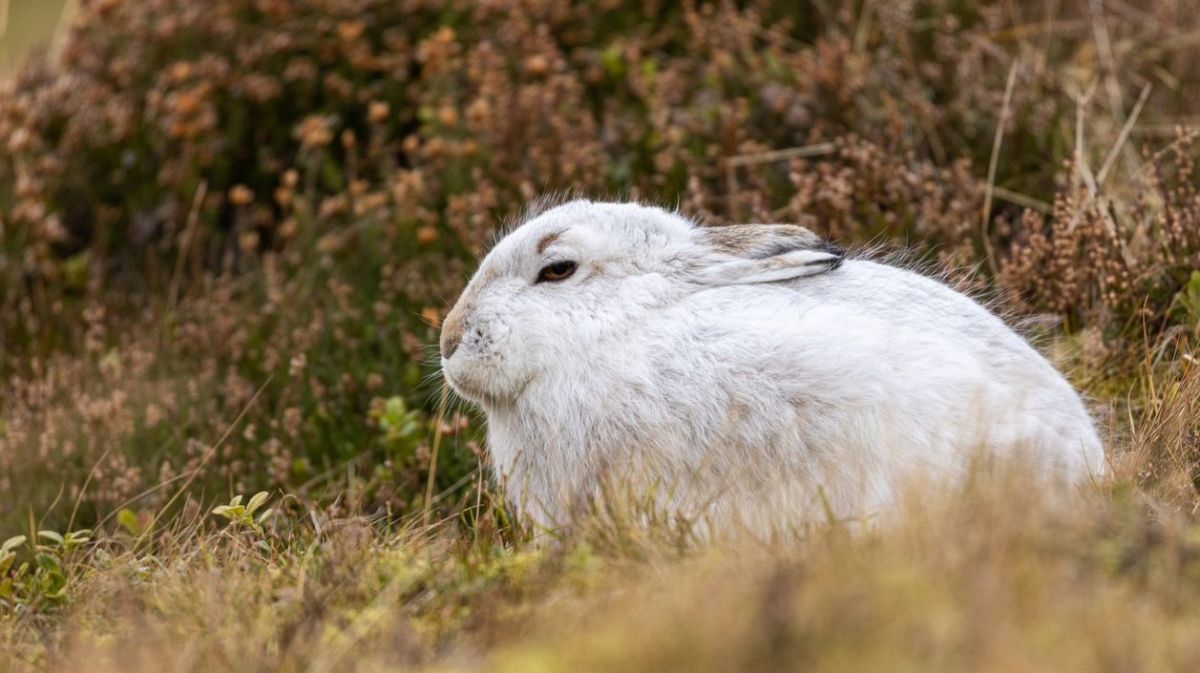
[822,241,846,269]
[822,241,845,256]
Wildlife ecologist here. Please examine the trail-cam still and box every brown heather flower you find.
[436,104,459,127]
[282,407,303,438]
[294,115,332,149]
[288,353,306,379]
[416,26,458,75]
[228,184,254,206]
[337,20,366,42]
[365,372,384,391]
[416,226,438,245]
[522,54,549,76]
[368,101,390,124]
[238,230,260,253]
[144,403,163,427]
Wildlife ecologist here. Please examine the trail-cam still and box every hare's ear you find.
[688,224,844,286]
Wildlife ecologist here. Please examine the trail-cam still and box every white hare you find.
[440,200,1105,535]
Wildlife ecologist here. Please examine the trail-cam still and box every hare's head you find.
[439,200,842,408]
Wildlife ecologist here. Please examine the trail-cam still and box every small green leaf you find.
[37,530,64,545]
[62,250,90,290]
[1,535,26,552]
[256,509,275,525]
[246,491,270,516]
[229,495,244,508]
[600,44,624,77]
[117,509,142,535]
[35,553,61,573]
[64,533,91,550]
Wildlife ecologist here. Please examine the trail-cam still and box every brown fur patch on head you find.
[536,231,563,255]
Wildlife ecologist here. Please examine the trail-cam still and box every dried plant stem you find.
[725,142,839,168]
[990,186,1052,214]
[1074,80,1101,200]
[981,61,1021,277]
[168,180,209,308]
[1098,83,1152,186]
[66,447,113,534]
[424,382,452,526]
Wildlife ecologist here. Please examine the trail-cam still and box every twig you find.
[981,62,1021,277]
[1089,0,1125,114]
[1074,80,1100,200]
[1089,0,1145,185]
[1158,28,1200,51]
[1098,83,1152,186]
[853,0,874,52]
[67,447,113,534]
[990,186,1052,214]
[725,142,839,168]
[1133,122,1200,137]
[984,18,1090,42]
[168,180,209,309]
[423,382,452,526]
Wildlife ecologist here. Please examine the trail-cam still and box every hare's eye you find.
[537,260,577,283]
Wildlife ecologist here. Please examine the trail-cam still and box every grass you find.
[2,0,1200,670]
[5,466,1200,672]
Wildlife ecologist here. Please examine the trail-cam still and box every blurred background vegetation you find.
[0,0,1197,535]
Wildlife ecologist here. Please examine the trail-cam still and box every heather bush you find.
[5,1,1198,355]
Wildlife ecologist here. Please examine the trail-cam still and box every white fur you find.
[440,200,1105,536]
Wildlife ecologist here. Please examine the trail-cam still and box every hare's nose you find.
[441,331,462,360]
[440,312,465,360]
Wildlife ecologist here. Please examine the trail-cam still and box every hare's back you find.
[793,259,1039,362]
[802,259,1102,473]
